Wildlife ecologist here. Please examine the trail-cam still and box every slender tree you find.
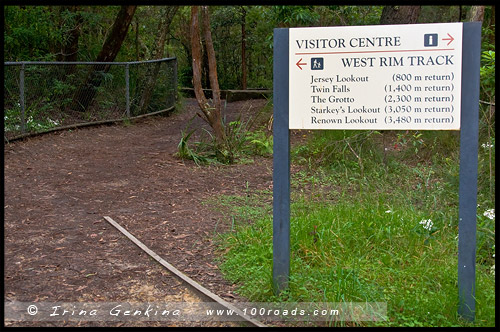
[240,6,247,90]
[190,6,226,148]
[72,5,136,112]
[201,6,222,118]
[170,7,193,75]
[136,6,179,114]
[467,5,485,22]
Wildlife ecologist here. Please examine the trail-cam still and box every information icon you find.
[424,33,438,47]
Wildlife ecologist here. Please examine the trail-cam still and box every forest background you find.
[3,5,496,327]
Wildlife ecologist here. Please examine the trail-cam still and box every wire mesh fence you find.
[4,57,177,141]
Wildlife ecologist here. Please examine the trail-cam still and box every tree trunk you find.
[190,6,226,146]
[61,6,83,77]
[380,6,421,24]
[488,6,495,45]
[202,40,210,90]
[201,6,222,116]
[135,17,139,61]
[72,5,136,112]
[241,6,247,90]
[136,6,178,114]
[191,6,208,108]
[467,6,485,22]
[63,6,82,63]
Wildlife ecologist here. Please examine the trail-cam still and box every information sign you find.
[289,23,463,130]
[273,22,482,322]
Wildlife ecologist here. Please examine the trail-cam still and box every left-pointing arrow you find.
[296,58,307,70]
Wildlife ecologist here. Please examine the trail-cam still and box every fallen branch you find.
[103,216,266,327]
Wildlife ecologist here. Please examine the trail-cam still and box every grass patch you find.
[214,194,495,327]
[210,130,495,327]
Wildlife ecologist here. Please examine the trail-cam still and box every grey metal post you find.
[272,28,290,294]
[19,63,26,133]
[457,21,482,322]
[173,58,178,102]
[125,63,130,118]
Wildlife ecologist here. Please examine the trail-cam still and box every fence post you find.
[173,58,178,102]
[125,63,130,118]
[19,63,26,133]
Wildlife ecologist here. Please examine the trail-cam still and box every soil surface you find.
[4,98,296,327]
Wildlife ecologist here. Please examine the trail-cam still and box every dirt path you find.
[4,98,275,327]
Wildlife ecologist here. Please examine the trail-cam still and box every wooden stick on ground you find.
[103,216,266,327]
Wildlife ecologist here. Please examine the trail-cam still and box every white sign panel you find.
[289,23,463,130]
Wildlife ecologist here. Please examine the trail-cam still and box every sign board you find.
[289,23,463,130]
[273,22,482,322]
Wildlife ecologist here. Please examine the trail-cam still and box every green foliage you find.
[176,114,273,165]
[5,5,495,94]
[78,6,123,61]
[418,6,462,24]
[292,130,383,178]
[178,66,193,88]
[477,28,495,203]
[4,102,60,133]
[224,117,252,160]
[211,90,494,326]
[176,128,214,165]
[480,50,495,99]
[333,6,383,25]
[3,105,21,132]
[176,96,274,164]
[266,6,320,27]
[4,5,496,326]
[476,207,495,267]
[245,130,274,156]
[213,188,495,326]
[211,148,495,326]
[225,115,273,159]
[4,6,61,61]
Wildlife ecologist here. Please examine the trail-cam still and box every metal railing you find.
[4,57,177,141]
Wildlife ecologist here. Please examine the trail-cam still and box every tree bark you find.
[201,6,222,119]
[488,6,495,45]
[467,6,485,22]
[135,17,139,61]
[202,39,210,90]
[72,5,136,112]
[380,6,421,24]
[171,7,192,84]
[191,6,209,108]
[190,6,226,146]
[136,6,178,114]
